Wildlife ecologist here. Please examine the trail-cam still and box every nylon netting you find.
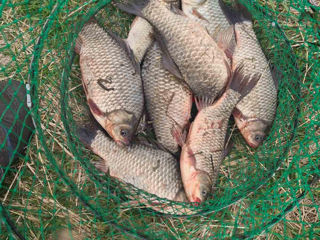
[0,0,319,239]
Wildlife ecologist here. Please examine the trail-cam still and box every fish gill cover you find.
[0,0,319,239]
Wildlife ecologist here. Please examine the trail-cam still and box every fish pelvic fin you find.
[228,64,261,101]
[195,96,215,111]
[116,0,150,18]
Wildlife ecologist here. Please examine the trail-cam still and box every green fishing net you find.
[0,0,319,239]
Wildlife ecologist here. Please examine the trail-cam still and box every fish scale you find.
[118,0,230,101]
[78,127,186,201]
[142,42,192,153]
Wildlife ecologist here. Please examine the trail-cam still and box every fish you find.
[0,80,34,178]
[117,0,232,103]
[142,42,193,153]
[180,65,260,203]
[181,0,231,40]
[77,123,187,203]
[75,18,144,146]
[226,4,278,148]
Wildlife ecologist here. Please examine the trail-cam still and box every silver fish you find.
[77,125,186,202]
[229,10,278,148]
[180,66,260,203]
[75,19,144,146]
[142,42,193,153]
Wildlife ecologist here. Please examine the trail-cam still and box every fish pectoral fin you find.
[161,51,183,79]
[93,160,109,174]
[191,8,209,22]
[216,25,236,58]
[171,125,186,147]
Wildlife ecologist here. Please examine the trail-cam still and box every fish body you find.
[232,20,277,148]
[75,20,144,146]
[142,42,193,153]
[77,125,186,202]
[118,0,230,101]
[182,0,231,40]
[180,67,260,203]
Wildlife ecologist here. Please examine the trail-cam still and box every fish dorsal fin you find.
[216,25,236,58]
[107,30,141,75]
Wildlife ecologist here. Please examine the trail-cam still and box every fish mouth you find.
[247,141,260,149]
[115,139,130,147]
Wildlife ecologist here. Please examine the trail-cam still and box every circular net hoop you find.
[0,0,319,239]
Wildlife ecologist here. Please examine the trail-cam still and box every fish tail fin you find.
[116,0,150,18]
[228,64,261,101]
[218,0,245,24]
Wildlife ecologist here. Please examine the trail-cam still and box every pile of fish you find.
[75,0,278,207]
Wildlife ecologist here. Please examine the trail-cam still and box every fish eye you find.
[255,135,263,141]
[120,129,128,137]
[201,190,207,197]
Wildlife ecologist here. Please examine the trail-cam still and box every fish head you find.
[105,110,137,146]
[187,170,211,204]
[240,120,268,148]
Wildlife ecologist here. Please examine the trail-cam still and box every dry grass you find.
[0,0,319,239]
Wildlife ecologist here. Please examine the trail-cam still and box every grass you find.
[0,0,319,239]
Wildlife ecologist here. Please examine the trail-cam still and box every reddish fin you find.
[88,98,104,116]
[229,64,261,100]
[171,125,186,147]
[195,96,215,111]
[216,25,236,58]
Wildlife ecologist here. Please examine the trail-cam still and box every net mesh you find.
[0,0,319,239]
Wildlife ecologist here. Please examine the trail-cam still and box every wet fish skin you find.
[75,20,144,146]
[180,67,260,203]
[77,125,186,202]
[118,0,230,101]
[232,20,277,148]
[142,42,193,153]
[182,0,231,40]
